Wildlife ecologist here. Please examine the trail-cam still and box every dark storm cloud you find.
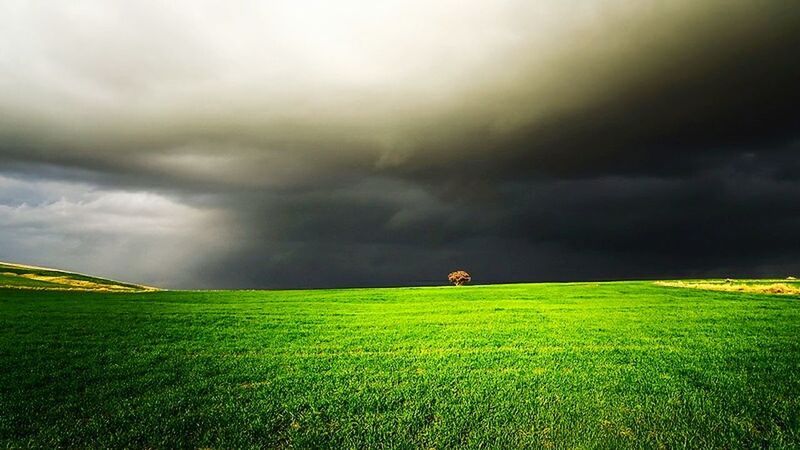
[0,1,798,287]
[391,2,800,182]
[200,150,800,289]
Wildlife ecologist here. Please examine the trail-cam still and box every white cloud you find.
[0,0,734,184]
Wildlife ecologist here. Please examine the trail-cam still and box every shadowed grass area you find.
[1,282,799,448]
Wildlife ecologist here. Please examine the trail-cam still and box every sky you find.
[1,1,799,289]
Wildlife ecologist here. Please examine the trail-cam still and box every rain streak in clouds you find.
[0,1,799,288]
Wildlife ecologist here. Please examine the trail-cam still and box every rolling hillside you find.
[0,261,157,292]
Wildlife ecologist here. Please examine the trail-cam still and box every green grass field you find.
[1,281,799,448]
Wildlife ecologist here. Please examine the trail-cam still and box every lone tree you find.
[448,270,471,286]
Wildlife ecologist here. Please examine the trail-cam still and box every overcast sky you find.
[1,1,799,288]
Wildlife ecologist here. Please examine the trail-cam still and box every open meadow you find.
[1,281,799,448]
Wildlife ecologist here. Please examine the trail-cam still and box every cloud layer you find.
[1,1,799,287]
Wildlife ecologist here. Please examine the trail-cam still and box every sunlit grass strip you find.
[0,285,158,292]
[655,280,800,295]
[0,270,158,292]
[0,261,160,291]
[16,273,138,290]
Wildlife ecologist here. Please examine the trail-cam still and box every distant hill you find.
[0,261,157,292]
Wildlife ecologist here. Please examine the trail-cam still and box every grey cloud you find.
[0,175,234,287]
[4,1,796,187]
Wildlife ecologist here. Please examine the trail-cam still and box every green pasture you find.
[1,282,798,448]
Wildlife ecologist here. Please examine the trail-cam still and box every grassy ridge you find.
[0,262,154,291]
[1,282,799,448]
